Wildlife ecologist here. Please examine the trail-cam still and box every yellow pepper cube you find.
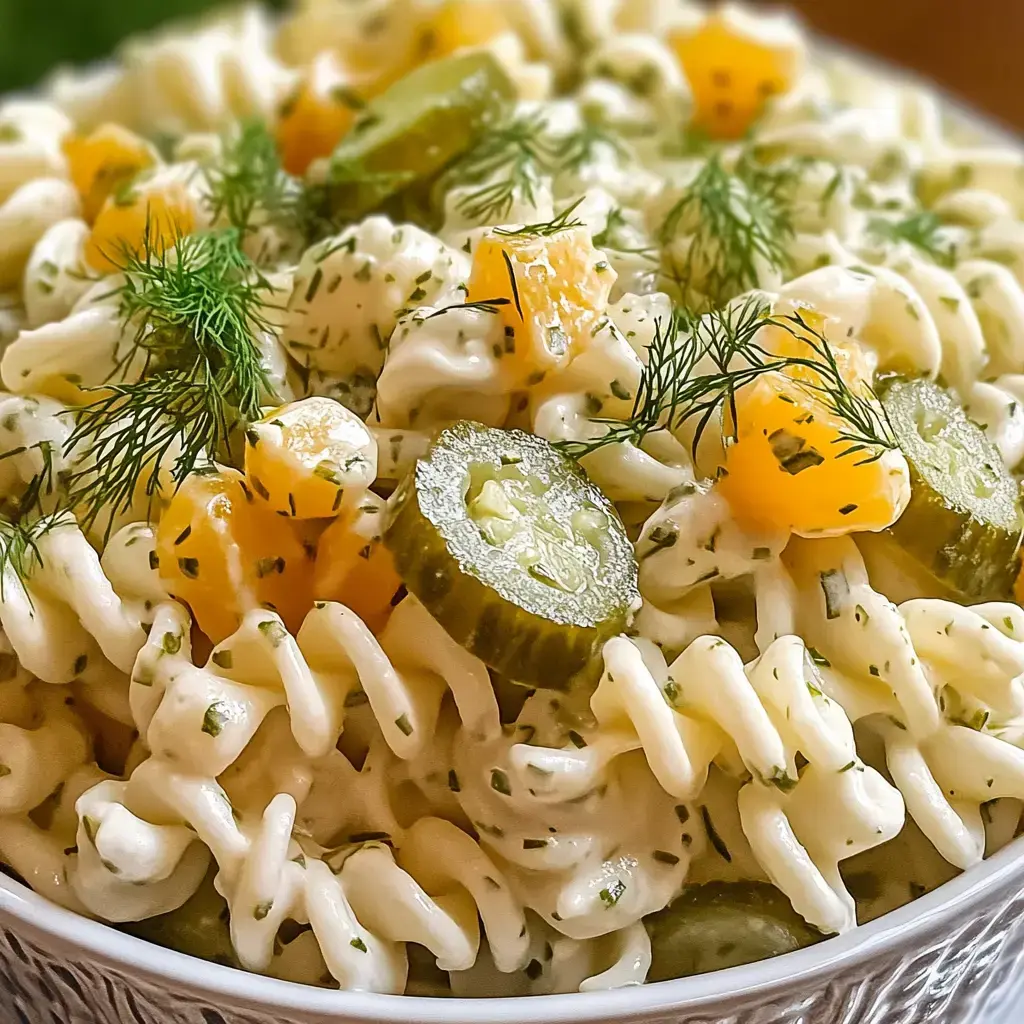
[426,0,511,60]
[276,52,364,177]
[63,123,157,224]
[467,224,616,388]
[313,493,404,635]
[670,7,804,139]
[155,467,315,643]
[244,397,378,520]
[718,369,910,538]
[85,172,197,272]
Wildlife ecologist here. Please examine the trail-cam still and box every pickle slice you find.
[385,421,639,690]
[881,378,1022,602]
[326,52,515,221]
[645,881,823,981]
[121,871,236,967]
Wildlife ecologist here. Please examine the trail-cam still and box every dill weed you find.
[555,296,896,466]
[66,227,278,535]
[657,153,794,311]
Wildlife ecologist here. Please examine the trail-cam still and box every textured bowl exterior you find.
[2,833,1024,1024]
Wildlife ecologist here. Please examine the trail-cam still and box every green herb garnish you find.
[204,121,302,240]
[658,154,794,310]
[66,227,276,535]
[555,296,897,463]
[867,210,956,268]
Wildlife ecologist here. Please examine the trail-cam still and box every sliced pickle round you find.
[645,881,823,981]
[121,871,236,967]
[326,52,515,221]
[880,377,1022,602]
[384,421,639,690]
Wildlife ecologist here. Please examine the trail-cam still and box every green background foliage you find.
[0,0,285,94]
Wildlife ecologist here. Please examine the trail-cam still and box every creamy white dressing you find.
[0,0,1020,1000]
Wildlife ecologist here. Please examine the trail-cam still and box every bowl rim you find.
[3,831,1024,1021]
[5,28,1024,1024]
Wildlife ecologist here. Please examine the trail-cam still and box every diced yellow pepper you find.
[63,124,156,224]
[313,493,404,635]
[670,9,803,139]
[244,397,377,520]
[85,175,196,272]
[425,0,510,60]
[276,52,365,176]
[467,225,616,388]
[155,467,315,643]
[717,319,909,538]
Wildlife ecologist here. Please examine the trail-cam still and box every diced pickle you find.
[122,871,236,966]
[384,421,638,689]
[645,881,823,981]
[881,377,1023,601]
[326,51,515,220]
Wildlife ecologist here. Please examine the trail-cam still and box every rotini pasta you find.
[3,0,1024,1001]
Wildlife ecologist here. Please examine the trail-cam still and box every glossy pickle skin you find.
[880,378,1023,602]
[645,881,824,981]
[384,421,639,691]
[325,51,516,222]
[121,872,236,968]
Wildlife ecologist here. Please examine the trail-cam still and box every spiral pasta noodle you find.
[2,0,1024,1000]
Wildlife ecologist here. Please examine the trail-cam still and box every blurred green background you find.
[0,0,1020,130]
[0,0,284,94]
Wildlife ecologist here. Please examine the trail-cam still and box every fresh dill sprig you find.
[66,228,276,533]
[0,438,60,521]
[658,154,794,311]
[204,121,302,238]
[448,111,559,224]
[0,432,68,593]
[556,295,897,463]
[773,309,898,463]
[553,122,632,174]
[592,207,657,262]
[425,297,511,319]
[867,210,956,268]
[494,198,586,240]
[556,297,767,457]
[0,512,69,600]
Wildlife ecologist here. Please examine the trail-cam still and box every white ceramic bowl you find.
[2,831,1024,1024]
[5,37,1024,1024]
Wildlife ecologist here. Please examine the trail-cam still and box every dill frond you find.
[657,154,794,310]
[592,207,657,262]
[425,297,511,319]
[553,122,632,174]
[771,310,898,463]
[867,210,956,268]
[447,114,641,227]
[66,228,276,534]
[0,511,69,601]
[204,121,302,238]
[447,111,559,224]
[494,198,586,240]
[556,295,897,464]
[0,438,61,520]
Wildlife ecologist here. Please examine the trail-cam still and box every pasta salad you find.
[0,0,1022,997]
